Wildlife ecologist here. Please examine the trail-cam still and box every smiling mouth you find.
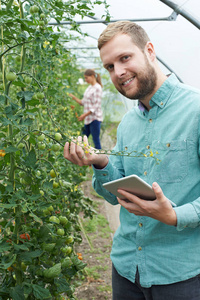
[122,77,135,86]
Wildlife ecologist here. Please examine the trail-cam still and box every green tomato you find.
[57,228,65,236]
[50,169,56,178]
[43,208,50,216]
[38,134,45,141]
[39,20,45,26]
[49,216,60,224]
[36,92,45,99]
[63,246,72,255]
[61,257,72,268]
[32,5,39,13]
[40,190,44,196]
[32,94,38,100]
[24,76,32,84]
[65,235,74,244]
[36,170,41,176]
[61,246,70,253]
[51,143,60,152]
[59,216,68,225]
[54,133,62,141]
[38,142,46,150]
[48,205,54,212]
[53,181,59,189]
[40,13,45,19]
[18,142,24,149]
[6,72,17,81]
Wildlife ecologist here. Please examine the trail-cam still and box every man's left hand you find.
[117,182,177,226]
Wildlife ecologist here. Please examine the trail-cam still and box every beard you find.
[117,55,157,100]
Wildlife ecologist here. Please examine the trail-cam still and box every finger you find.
[117,197,142,214]
[64,137,83,166]
[70,136,86,162]
[117,189,139,203]
[152,182,164,201]
[76,136,86,159]
[63,142,70,159]
[117,189,150,211]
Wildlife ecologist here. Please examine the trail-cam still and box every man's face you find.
[100,34,157,101]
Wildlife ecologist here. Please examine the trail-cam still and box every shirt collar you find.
[138,73,180,111]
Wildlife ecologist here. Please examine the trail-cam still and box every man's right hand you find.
[63,135,108,169]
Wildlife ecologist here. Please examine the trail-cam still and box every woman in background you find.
[69,69,103,149]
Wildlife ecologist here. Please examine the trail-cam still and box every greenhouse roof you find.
[49,0,200,90]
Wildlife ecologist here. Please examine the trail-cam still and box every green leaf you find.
[5,146,18,153]
[0,184,5,194]
[32,284,51,300]
[26,99,40,106]
[0,95,5,104]
[24,91,34,102]
[24,149,36,169]
[0,203,17,209]
[54,277,71,293]
[10,285,25,300]
[0,254,16,269]
[13,243,29,251]
[0,241,12,253]
[29,212,43,225]
[12,81,26,88]
[22,118,33,126]
[19,250,43,261]
[0,117,12,125]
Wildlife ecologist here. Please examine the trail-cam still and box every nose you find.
[114,63,126,78]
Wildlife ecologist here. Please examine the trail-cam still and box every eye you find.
[106,64,114,72]
[122,55,130,61]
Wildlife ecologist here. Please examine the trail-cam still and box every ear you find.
[145,41,156,62]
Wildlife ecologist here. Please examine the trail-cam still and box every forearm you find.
[92,159,124,205]
[69,93,83,105]
[73,96,82,105]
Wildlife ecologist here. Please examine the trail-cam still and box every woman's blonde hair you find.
[84,69,103,87]
[98,21,150,51]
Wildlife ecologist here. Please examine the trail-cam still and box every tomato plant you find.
[0,0,109,299]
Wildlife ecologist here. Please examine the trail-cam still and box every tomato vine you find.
[0,1,110,299]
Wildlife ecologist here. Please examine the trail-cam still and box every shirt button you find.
[103,173,107,176]
[160,101,164,106]
[138,246,142,251]
[139,223,143,227]
[146,145,150,149]
[144,171,147,176]
[166,143,171,147]
[149,119,152,123]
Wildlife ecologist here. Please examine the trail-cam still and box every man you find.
[64,21,200,299]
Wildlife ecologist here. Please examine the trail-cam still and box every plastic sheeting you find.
[52,0,200,118]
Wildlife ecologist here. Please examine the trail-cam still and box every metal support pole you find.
[48,17,170,26]
[159,0,200,29]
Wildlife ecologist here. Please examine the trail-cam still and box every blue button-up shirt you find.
[92,74,200,287]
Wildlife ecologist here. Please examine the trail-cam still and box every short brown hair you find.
[98,21,150,51]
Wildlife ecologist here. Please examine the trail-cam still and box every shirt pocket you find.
[153,140,188,183]
[122,143,145,177]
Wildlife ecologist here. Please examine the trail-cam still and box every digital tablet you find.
[102,174,156,200]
